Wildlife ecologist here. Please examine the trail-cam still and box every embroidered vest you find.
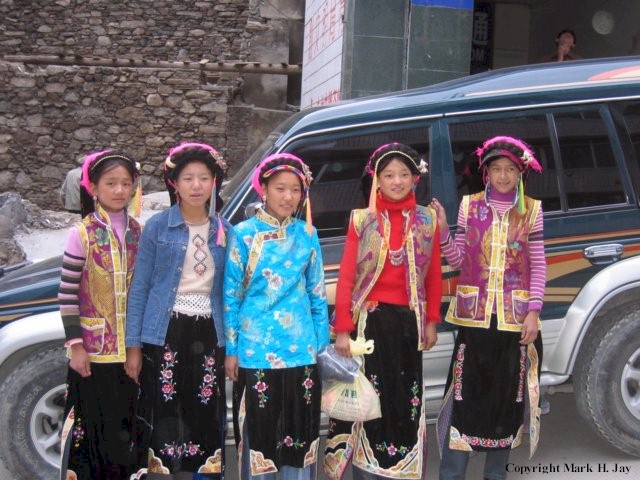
[349,205,436,350]
[445,192,541,332]
[77,208,140,362]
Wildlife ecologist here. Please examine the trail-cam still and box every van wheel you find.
[574,306,640,457]
[0,346,67,480]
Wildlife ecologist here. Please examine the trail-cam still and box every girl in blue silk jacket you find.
[224,153,329,480]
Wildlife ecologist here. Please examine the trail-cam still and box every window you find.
[448,107,630,212]
[553,110,626,208]
[613,101,640,196]
[284,125,431,238]
[448,114,561,212]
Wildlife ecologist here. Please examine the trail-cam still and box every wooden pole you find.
[0,55,302,76]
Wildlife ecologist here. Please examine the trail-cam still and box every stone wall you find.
[0,0,302,209]
[0,0,252,61]
[0,60,238,205]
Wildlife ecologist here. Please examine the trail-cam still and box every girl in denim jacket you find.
[126,142,230,478]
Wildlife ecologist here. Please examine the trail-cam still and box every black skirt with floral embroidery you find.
[133,312,226,478]
[60,363,143,480]
[233,364,321,476]
[324,303,428,480]
[437,315,543,453]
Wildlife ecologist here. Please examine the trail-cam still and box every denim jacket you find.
[126,203,229,348]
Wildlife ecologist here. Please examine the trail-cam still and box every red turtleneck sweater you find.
[333,192,442,332]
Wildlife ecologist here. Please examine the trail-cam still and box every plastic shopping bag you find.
[317,338,375,383]
[317,345,360,383]
[321,370,382,422]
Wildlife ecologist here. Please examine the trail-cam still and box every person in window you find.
[430,136,546,480]
[324,142,442,480]
[223,153,329,480]
[125,142,229,478]
[540,29,582,62]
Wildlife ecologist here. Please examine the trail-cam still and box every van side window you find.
[553,110,626,208]
[614,101,640,193]
[284,126,431,238]
[448,114,561,212]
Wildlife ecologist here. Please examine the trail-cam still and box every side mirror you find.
[244,202,262,220]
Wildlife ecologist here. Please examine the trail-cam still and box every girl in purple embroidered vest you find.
[125,142,229,479]
[324,143,442,480]
[431,136,546,480]
[58,150,143,480]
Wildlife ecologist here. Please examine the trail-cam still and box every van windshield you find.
[221,132,281,203]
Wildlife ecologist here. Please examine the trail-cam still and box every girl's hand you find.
[429,198,448,234]
[69,344,91,377]
[125,347,142,383]
[334,332,352,357]
[425,322,438,350]
[520,311,539,345]
[225,355,239,381]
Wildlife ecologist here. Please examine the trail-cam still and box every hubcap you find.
[621,346,640,422]
[29,384,66,468]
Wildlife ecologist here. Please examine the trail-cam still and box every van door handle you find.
[583,244,624,265]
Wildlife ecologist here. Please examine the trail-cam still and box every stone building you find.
[0,0,303,207]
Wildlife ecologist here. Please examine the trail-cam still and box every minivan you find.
[1,55,639,479]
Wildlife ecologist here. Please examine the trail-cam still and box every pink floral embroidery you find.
[198,353,220,405]
[253,369,269,408]
[262,268,283,290]
[160,441,204,459]
[516,346,526,403]
[409,381,421,421]
[376,441,409,457]
[461,433,515,448]
[454,343,466,401]
[278,435,305,449]
[160,344,178,401]
[302,366,314,404]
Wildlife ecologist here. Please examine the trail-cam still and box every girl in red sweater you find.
[324,143,442,480]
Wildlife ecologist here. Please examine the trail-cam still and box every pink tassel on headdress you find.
[209,178,217,217]
[80,149,111,193]
[305,197,313,235]
[216,217,226,247]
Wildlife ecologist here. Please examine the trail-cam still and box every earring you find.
[261,194,266,204]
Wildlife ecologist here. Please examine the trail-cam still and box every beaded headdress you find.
[251,152,314,234]
[476,135,543,213]
[365,142,428,213]
[80,149,142,218]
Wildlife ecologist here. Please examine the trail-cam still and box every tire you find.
[574,306,640,457]
[0,346,67,480]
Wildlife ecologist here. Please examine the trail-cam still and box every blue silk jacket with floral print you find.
[223,208,330,369]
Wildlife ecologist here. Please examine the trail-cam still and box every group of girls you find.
[58,134,545,480]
